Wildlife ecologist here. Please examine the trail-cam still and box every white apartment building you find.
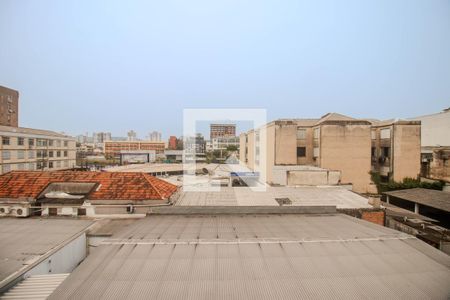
[0,125,76,174]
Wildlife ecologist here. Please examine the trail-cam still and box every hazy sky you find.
[1,0,449,139]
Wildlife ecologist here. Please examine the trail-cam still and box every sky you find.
[0,0,449,139]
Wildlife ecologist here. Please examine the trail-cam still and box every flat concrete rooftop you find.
[175,186,372,209]
[49,214,450,299]
[0,218,92,285]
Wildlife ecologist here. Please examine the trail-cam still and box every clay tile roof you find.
[0,171,178,201]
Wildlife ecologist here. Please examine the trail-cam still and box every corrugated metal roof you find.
[0,273,69,300]
[384,188,450,212]
[49,214,450,299]
[0,218,92,283]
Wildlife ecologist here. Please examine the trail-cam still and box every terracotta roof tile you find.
[0,171,178,201]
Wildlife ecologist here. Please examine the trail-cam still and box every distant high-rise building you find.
[0,86,19,127]
[168,136,177,150]
[127,130,137,141]
[93,132,112,144]
[210,124,236,140]
[149,131,162,142]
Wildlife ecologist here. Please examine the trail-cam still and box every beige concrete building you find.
[240,113,421,193]
[0,86,19,127]
[0,125,76,174]
[409,108,450,182]
[370,120,421,182]
[104,140,165,158]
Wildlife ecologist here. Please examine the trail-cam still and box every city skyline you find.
[1,0,449,138]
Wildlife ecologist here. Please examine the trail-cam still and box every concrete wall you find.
[239,133,246,163]
[411,110,450,147]
[247,130,255,170]
[296,127,315,165]
[319,124,372,193]
[287,170,340,186]
[265,124,275,184]
[392,124,421,181]
[274,123,297,165]
[0,86,19,127]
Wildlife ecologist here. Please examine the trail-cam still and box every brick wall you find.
[361,211,385,226]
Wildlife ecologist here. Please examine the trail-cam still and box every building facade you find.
[93,132,111,144]
[210,136,240,151]
[370,120,421,182]
[239,113,421,193]
[0,126,76,174]
[168,136,177,150]
[148,131,162,142]
[210,123,236,140]
[410,108,450,182]
[0,86,19,127]
[104,140,165,158]
[127,130,137,141]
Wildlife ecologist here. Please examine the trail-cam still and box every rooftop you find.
[0,125,73,139]
[176,186,372,209]
[49,214,450,299]
[384,188,450,213]
[0,171,177,201]
[0,218,92,285]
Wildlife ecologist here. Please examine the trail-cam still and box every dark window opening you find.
[297,147,306,157]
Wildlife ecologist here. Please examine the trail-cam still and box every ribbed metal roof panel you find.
[49,214,450,299]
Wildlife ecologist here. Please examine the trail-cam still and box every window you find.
[2,137,10,145]
[17,150,25,159]
[313,147,319,158]
[371,147,376,157]
[382,147,390,158]
[37,150,47,158]
[297,129,306,139]
[49,161,53,168]
[37,139,47,147]
[64,150,68,157]
[49,151,54,158]
[28,163,35,170]
[18,137,25,146]
[2,150,10,160]
[297,147,306,157]
[28,151,35,159]
[64,141,68,147]
[56,140,61,147]
[2,164,11,173]
[28,139,34,146]
[48,140,53,146]
[313,128,320,139]
[380,128,391,139]
[57,151,61,157]
[17,163,26,170]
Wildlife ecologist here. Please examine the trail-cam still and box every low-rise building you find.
[370,119,421,182]
[164,150,183,163]
[239,113,422,193]
[210,123,236,139]
[210,136,240,151]
[410,108,450,182]
[119,150,156,164]
[0,126,76,174]
[104,140,165,159]
[0,171,178,217]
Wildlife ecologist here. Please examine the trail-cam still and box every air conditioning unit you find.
[0,206,11,216]
[12,206,30,218]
